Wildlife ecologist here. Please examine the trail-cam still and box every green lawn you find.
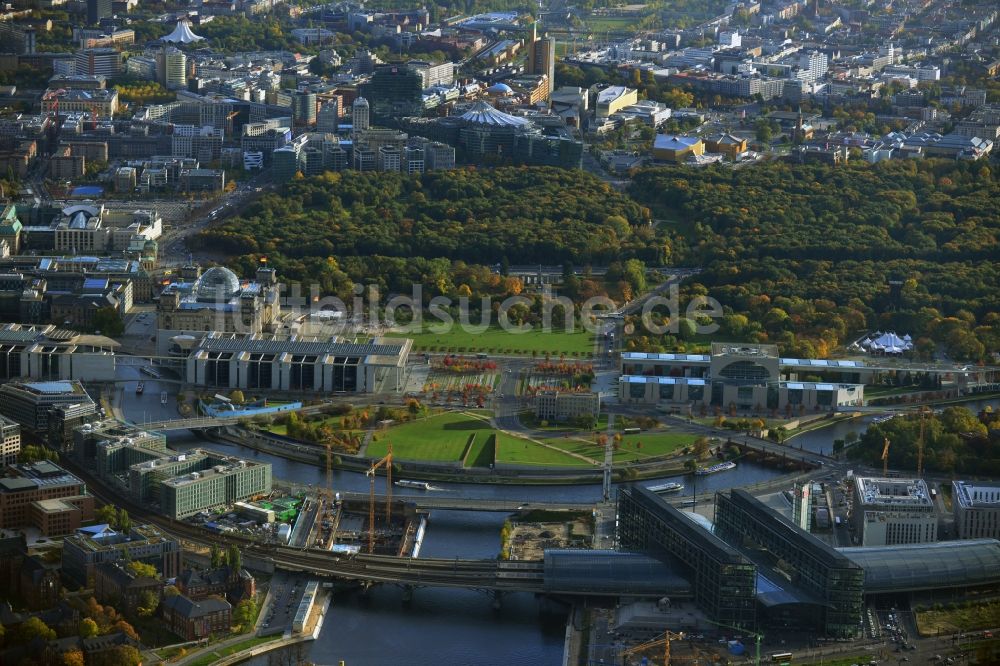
[387,324,595,356]
[615,432,697,462]
[368,412,493,461]
[540,431,695,463]
[464,433,496,468]
[495,434,594,467]
[585,15,645,32]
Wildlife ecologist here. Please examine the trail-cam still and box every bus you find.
[623,427,641,435]
[770,652,793,664]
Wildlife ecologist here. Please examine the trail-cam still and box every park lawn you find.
[586,15,644,32]
[367,411,491,461]
[613,432,697,462]
[541,436,604,461]
[495,433,595,467]
[464,433,496,468]
[388,324,595,356]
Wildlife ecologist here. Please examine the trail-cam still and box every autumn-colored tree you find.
[78,618,99,639]
[62,650,85,666]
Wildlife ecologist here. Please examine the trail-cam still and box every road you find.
[156,172,271,267]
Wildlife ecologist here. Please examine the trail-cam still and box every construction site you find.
[286,443,425,556]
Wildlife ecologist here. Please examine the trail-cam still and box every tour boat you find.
[395,479,432,490]
[647,481,685,494]
[694,461,737,476]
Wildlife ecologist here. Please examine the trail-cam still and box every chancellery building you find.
[619,343,866,412]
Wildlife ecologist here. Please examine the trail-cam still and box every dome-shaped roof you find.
[487,82,513,94]
[194,267,241,302]
[459,101,530,127]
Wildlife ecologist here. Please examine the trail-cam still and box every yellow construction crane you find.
[881,437,891,477]
[621,630,684,666]
[367,444,393,554]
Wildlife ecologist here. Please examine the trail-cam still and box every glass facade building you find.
[714,489,864,637]
[617,486,757,628]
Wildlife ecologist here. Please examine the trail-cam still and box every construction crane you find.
[703,618,763,666]
[367,444,393,554]
[881,437,891,477]
[621,630,684,666]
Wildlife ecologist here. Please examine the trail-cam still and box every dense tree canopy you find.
[201,168,654,300]
[628,159,1000,360]
[850,407,998,475]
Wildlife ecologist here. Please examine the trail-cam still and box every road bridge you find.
[335,490,597,513]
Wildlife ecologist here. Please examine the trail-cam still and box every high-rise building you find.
[527,23,555,101]
[87,0,112,25]
[352,97,370,136]
[316,99,339,132]
[162,48,187,90]
[292,90,317,126]
[361,65,423,125]
[1,416,19,468]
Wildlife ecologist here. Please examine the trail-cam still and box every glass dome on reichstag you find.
[194,267,241,302]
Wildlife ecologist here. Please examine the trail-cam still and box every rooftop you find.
[954,480,1000,509]
[855,477,933,508]
[840,539,1000,593]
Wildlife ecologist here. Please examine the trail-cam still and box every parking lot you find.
[259,573,307,637]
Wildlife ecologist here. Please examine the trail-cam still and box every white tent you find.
[163,20,205,44]
[865,331,913,354]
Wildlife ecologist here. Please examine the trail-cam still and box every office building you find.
[62,524,182,587]
[715,489,864,637]
[527,23,555,101]
[128,449,212,504]
[185,332,412,394]
[292,90,317,126]
[424,141,456,170]
[851,477,937,546]
[87,0,112,25]
[0,461,94,534]
[361,65,423,125]
[533,391,600,423]
[73,419,168,481]
[156,264,280,354]
[617,485,757,628]
[41,88,119,116]
[0,380,95,436]
[160,457,272,519]
[953,480,1000,539]
[619,343,866,412]
[74,48,122,78]
[1,416,20,468]
[162,48,187,90]
[352,97,370,135]
[0,324,117,383]
[316,100,339,133]
[408,61,455,88]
